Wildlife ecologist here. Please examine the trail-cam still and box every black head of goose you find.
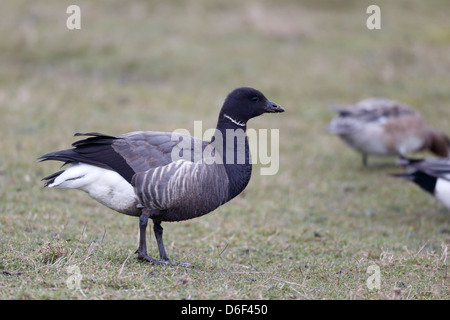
[38,87,284,266]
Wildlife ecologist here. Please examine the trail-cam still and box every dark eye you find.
[251,96,259,102]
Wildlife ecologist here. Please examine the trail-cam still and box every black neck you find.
[212,116,252,200]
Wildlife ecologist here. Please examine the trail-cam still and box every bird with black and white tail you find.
[394,158,450,210]
[38,87,285,266]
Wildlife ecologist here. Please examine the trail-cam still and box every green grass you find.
[0,0,449,299]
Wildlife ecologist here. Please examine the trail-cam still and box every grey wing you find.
[399,158,450,181]
[410,159,450,181]
[112,131,208,173]
[331,98,417,122]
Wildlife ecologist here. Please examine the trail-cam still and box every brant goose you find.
[394,158,450,210]
[326,98,450,166]
[38,87,284,265]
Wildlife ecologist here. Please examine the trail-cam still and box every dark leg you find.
[362,153,368,167]
[153,221,170,261]
[135,212,149,258]
[135,210,170,265]
[153,220,194,268]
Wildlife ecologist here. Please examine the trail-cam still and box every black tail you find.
[72,132,118,147]
[38,132,135,183]
[38,149,86,165]
[41,170,65,187]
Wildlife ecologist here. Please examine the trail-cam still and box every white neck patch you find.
[224,114,245,127]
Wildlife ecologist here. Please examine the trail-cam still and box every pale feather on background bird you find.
[327,98,450,166]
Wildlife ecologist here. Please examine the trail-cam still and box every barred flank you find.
[133,159,230,221]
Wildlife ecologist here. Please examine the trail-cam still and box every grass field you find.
[0,0,449,299]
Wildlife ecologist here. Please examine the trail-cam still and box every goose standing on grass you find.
[38,87,284,266]
[394,158,450,210]
[326,98,450,166]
